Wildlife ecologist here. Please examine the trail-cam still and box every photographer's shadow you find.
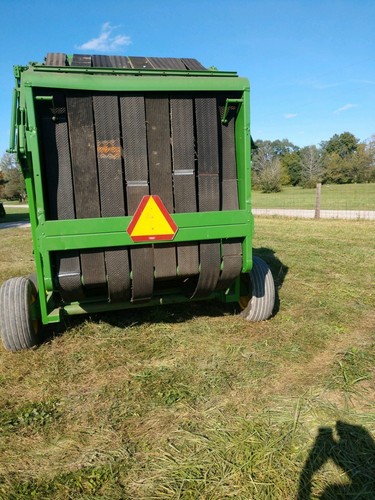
[298,420,375,499]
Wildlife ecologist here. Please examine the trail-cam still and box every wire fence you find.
[251,183,375,220]
[252,208,375,220]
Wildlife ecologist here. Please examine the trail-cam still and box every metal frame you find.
[9,62,253,326]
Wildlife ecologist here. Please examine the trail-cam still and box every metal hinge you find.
[221,98,243,124]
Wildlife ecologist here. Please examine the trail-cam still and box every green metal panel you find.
[234,86,253,272]
[20,85,52,324]
[20,70,249,94]
[36,217,250,249]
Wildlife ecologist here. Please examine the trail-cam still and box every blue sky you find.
[0,0,374,154]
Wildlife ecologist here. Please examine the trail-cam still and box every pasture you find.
[0,218,374,498]
[252,182,375,210]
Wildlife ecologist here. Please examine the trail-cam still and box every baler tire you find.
[0,277,40,352]
[240,256,275,321]
[28,272,38,289]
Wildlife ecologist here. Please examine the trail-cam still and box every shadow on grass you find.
[0,212,30,224]
[39,246,288,344]
[42,300,235,344]
[297,421,375,499]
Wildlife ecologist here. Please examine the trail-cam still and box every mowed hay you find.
[0,219,374,498]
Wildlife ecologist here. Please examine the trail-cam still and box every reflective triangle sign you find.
[127,195,178,242]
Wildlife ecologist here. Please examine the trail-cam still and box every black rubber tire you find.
[240,256,275,321]
[0,276,40,351]
[28,272,38,289]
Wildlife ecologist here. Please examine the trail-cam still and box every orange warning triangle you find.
[127,195,178,242]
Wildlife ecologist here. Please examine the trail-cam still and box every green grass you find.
[252,182,375,210]
[0,219,374,498]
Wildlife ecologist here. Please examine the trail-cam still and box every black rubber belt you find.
[191,97,221,298]
[216,97,243,290]
[170,96,199,276]
[45,53,67,66]
[92,55,131,68]
[91,55,131,302]
[66,95,107,292]
[182,59,207,71]
[42,59,83,302]
[39,94,84,302]
[109,55,131,68]
[148,58,186,70]
[45,53,207,71]
[120,95,154,301]
[93,94,131,301]
[128,56,154,69]
[92,55,111,67]
[71,54,92,67]
[145,97,177,279]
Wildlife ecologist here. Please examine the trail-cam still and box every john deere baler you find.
[0,53,275,351]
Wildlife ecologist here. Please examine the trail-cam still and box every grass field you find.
[0,219,374,498]
[252,183,375,210]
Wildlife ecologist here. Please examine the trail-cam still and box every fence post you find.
[315,182,322,219]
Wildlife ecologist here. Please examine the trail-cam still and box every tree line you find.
[0,153,26,201]
[252,132,375,193]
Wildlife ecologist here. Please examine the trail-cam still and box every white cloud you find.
[293,79,340,90]
[284,113,298,119]
[355,79,375,85]
[312,81,340,90]
[77,22,131,52]
[333,103,357,114]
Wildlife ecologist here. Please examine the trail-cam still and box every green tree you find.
[320,132,375,184]
[253,138,299,159]
[321,132,359,158]
[281,151,302,186]
[342,143,374,183]
[323,152,343,183]
[252,138,299,189]
[269,138,299,156]
[0,170,6,199]
[365,135,375,181]
[0,154,13,199]
[323,140,374,184]
[0,153,25,200]
[3,167,25,200]
[252,133,374,186]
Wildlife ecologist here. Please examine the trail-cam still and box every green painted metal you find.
[8,88,18,153]
[19,67,248,93]
[221,98,244,124]
[9,57,253,326]
[56,287,238,318]
[30,62,238,78]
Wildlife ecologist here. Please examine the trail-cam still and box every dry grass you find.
[0,218,374,498]
[0,228,34,282]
